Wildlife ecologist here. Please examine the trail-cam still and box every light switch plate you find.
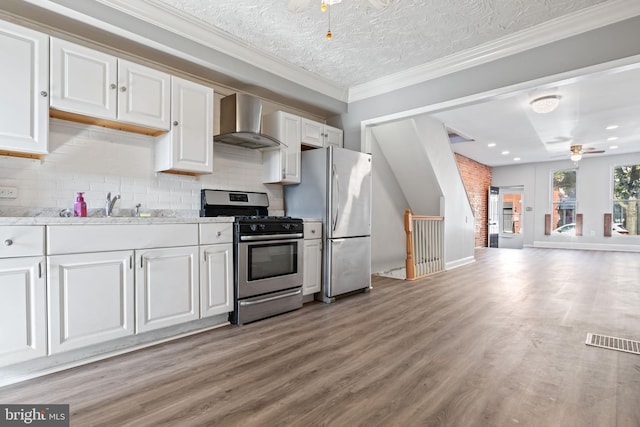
[0,186,18,199]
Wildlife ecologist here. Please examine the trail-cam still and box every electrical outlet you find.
[0,186,18,199]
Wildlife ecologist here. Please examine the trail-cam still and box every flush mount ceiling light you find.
[530,95,561,114]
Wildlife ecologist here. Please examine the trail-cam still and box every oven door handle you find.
[240,233,303,241]
[238,289,302,306]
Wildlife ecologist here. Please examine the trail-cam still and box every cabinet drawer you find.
[200,223,233,245]
[0,226,45,258]
[304,222,322,239]
[47,224,198,254]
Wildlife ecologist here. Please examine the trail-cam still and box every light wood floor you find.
[2,248,640,426]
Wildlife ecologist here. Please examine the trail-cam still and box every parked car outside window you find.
[552,222,629,236]
[552,223,576,235]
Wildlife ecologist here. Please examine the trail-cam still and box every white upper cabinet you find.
[50,37,117,120]
[300,118,324,148]
[262,111,301,184]
[117,59,170,130]
[301,117,343,148]
[50,38,170,132]
[0,21,49,155]
[324,125,344,148]
[155,77,214,174]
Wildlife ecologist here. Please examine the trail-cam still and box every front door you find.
[498,187,524,249]
[488,186,499,247]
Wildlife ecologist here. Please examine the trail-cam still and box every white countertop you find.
[0,216,234,226]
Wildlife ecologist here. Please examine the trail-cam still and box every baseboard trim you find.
[533,241,640,252]
[445,256,476,270]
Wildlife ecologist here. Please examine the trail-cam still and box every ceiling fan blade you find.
[584,150,606,154]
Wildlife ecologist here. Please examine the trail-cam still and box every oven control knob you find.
[250,224,258,232]
[282,223,291,230]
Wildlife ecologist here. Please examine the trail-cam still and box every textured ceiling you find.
[155,0,608,88]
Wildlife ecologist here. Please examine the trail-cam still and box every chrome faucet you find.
[105,192,120,217]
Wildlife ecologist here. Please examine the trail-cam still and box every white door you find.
[136,246,199,333]
[200,243,233,318]
[50,38,118,119]
[324,125,343,148]
[488,186,499,247]
[167,77,214,173]
[300,118,323,147]
[282,112,301,183]
[303,238,322,295]
[48,251,135,354]
[117,59,170,130]
[498,187,524,249]
[0,256,46,366]
[0,21,49,154]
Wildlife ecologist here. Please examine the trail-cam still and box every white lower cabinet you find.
[0,256,46,365]
[135,246,199,333]
[47,251,135,354]
[200,243,233,317]
[303,221,322,295]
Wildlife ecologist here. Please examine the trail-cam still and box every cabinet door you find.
[262,111,300,184]
[324,125,343,148]
[303,239,322,295]
[136,246,199,333]
[117,59,170,130]
[282,113,301,183]
[50,38,118,120]
[300,118,324,148]
[48,251,135,354]
[155,77,213,174]
[0,256,46,366]
[200,243,233,318]
[0,21,48,155]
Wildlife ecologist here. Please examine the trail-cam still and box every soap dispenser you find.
[74,192,87,217]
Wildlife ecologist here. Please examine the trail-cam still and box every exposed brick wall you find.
[455,153,491,247]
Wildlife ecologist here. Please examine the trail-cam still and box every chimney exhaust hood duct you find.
[214,93,285,149]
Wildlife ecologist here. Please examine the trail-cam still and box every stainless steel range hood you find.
[214,93,284,149]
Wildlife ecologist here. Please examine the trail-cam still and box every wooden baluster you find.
[404,209,416,280]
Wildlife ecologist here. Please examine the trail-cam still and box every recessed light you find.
[607,136,618,141]
[487,143,496,147]
[610,145,619,149]
[513,157,521,161]
[501,150,510,155]
[606,125,619,130]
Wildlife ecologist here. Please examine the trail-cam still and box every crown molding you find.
[94,0,348,102]
[348,0,640,103]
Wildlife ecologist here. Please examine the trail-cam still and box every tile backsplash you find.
[0,119,284,216]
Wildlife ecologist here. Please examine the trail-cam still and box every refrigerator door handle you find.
[332,163,340,232]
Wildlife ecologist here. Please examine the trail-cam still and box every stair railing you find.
[404,209,444,280]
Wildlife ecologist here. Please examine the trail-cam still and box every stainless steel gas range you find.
[200,189,304,325]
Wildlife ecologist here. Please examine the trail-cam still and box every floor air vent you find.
[586,333,640,355]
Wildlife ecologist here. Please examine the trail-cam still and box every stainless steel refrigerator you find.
[284,146,372,303]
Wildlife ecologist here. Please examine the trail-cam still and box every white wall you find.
[366,115,475,274]
[0,119,284,215]
[492,152,640,251]
[412,115,475,267]
[369,134,409,274]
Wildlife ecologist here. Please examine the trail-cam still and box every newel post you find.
[404,209,416,280]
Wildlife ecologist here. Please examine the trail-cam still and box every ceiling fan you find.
[570,144,605,161]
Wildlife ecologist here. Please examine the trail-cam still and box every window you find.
[552,169,576,231]
[613,165,639,235]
